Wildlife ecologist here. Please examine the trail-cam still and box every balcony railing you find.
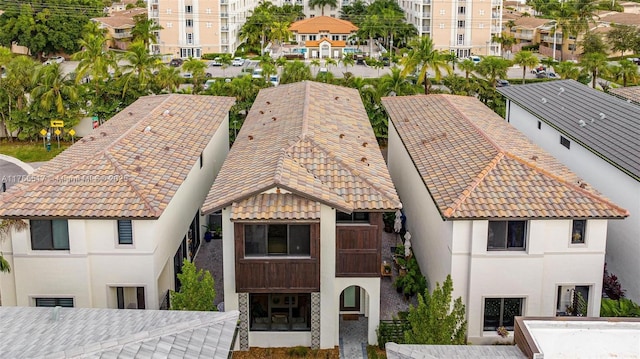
[491,26,501,33]
[422,26,431,33]
[221,13,229,17]
[543,35,563,44]
[221,26,229,31]
[221,0,228,3]
[150,10,159,17]
[423,0,431,4]
[492,0,501,6]
[113,32,132,39]
[516,32,534,40]
[422,13,430,18]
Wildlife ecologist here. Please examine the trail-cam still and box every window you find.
[537,121,541,129]
[206,8,212,14]
[458,34,464,45]
[458,6,466,14]
[557,285,589,316]
[439,23,445,29]
[117,220,133,245]
[186,19,193,27]
[310,14,315,18]
[487,221,527,250]
[187,33,193,44]
[250,293,311,331]
[185,5,193,13]
[31,220,69,250]
[116,286,145,309]
[35,297,74,307]
[300,35,306,41]
[479,23,484,29]
[484,298,523,331]
[571,220,586,244]
[342,35,348,40]
[336,212,369,222]
[309,35,316,40]
[199,152,203,168]
[560,136,570,149]
[332,35,340,41]
[206,22,212,28]
[458,20,465,28]
[479,9,485,15]
[439,9,445,15]
[167,22,173,28]
[568,44,576,51]
[244,224,311,257]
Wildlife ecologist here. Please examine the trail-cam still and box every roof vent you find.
[135,155,140,160]
[143,126,152,133]
[164,146,170,151]
[530,155,538,161]
[579,182,587,189]
[266,101,271,105]
[248,135,254,140]
[335,96,339,100]
[163,110,170,116]
[541,97,547,104]
[100,132,107,137]
[272,117,277,121]
[128,112,133,116]
[362,142,368,147]
[339,133,345,139]
[557,87,565,95]
[578,120,586,127]
[599,112,606,120]
[259,110,264,114]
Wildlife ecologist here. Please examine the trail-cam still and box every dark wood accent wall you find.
[335,212,382,277]
[234,222,320,292]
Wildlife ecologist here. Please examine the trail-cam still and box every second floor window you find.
[571,220,586,244]
[336,212,369,222]
[488,220,527,250]
[185,5,192,13]
[186,19,193,27]
[244,224,310,257]
[118,220,133,245]
[31,219,69,250]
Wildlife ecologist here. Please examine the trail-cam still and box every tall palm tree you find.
[120,41,161,97]
[513,51,539,84]
[360,15,381,57]
[280,60,312,84]
[183,58,208,93]
[476,56,511,87]
[342,54,355,74]
[554,60,580,80]
[458,59,476,80]
[73,31,116,83]
[308,0,338,16]
[131,14,163,47]
[270,21,291,45]
[380,67,415,96]
[400,36,452,94]
[324,57,337,72]
[613,59,639,87]
[31,63,79,119]
[152,66,182,93]
[580,52,608,88]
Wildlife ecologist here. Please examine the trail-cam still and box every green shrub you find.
[288,346,309,357]
[521,44,539,51]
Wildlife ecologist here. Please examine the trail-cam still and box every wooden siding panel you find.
[336,221,381,277]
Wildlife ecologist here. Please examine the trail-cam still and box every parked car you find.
[232,57,245,66]
[44,56,65,65]
[203,79,216,90]
[252,68,263,79]
[469,56,481,64]
[380,56,390,66]
[209,57,222,66]
[182,72,193,79]
[496,79,510,87]
[169,58,183,67]
[269,75,279,87]
[355,54,365,65]
[630,58,640,65]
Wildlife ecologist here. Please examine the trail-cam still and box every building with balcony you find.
[383,94,628,344]
[397,0,503,57]
[288,16,359,58]
[150,0,260,57]
[0,94,235,311]
[202,81,401,349]
[92,7,147,50]
[506,17,550,52]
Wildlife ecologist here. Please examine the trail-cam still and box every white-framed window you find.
[166,8,172,14]
[458,34,464,45]
[483,298,523,331]
[186,19,193,27]
[332,35,340,40]
[439,9,445,15]
[115,286,146,309]
[458,6,465,14]
[479,9,485,15]
[458,20,465,28]
[571,220,586,244]
[206,8,212,14]
[185,5,193,13]
[30,219,69,250]
[556,285,589,316]
[117,220,133,245]
[479,23,485,29]
[35,297,74,307]
[309,35,316,40]
[439,23,445,29]
[244,224,311,257]
[300,35,306,41]
[187,33,193,44]
[487,220,527,250]
[206,22,212,28]
[167,22,173,28]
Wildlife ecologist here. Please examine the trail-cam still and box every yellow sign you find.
[40,129,47,136]
[50,120,64,127]
[54,129,61,136]
[68,129,76,136]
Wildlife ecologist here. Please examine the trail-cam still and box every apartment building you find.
[149,0,259,57]
[397,0,503,57]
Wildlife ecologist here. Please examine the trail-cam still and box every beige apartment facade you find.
[399,0,503,57]
[150,0,258,57]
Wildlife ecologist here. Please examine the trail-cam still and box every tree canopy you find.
[170,261,217,311]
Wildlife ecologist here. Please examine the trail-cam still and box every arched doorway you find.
[339,285,368,356]
[320,43,331,58]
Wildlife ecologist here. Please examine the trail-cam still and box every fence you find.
[159,290,171,310]
[377,319,410,349]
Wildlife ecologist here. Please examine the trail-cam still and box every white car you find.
[232,57,245,66]
[252,68,263,79]
[44,56,65,65]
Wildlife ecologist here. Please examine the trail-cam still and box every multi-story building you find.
[149,0,260,57]
[397,0,503,57]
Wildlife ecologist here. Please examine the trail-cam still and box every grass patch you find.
[0,140,69,162]
[232,347,339,358]
[367,345,387,358]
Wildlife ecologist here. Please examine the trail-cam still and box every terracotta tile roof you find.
[231,193,320,220]
[203,81,401,218]
[514,17,551,29]
[0,94,235,219]
[599,12,640,26]
[289,16,358,34]
[382,95,628,220]
[305,38,347,47]
[610,86,640,105]
[93,8,146,29]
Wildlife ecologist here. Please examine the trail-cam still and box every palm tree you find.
[308,0,338,16]
[280,60,312,84]
[219,54,233,78]
[310,58,321,75]
[580,52,608,88]
[458,59,476,80]
[513,51,539,84]
[152,66,182,93]
[131,14,163,47]
[324,57,337,72]
[183,58,208,93]
[120,41,161,97]
[73,30,116,83]
[342,54,355,74]
[400,36,452,94]
[270,21,291,45]
[360,15,381,57]
[554,60,580,80]
[476,56,511,87]
[613,59,639,87]
[493,34,516,58]
[31,63,79,119]
[380,67,415,96]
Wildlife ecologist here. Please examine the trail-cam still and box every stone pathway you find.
[193,237,224,307]
[339,315,368,359]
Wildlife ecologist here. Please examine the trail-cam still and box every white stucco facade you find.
[222,203,381,349]
[388,123,610,344]
[0,118,229,309]
[505,102,639,301]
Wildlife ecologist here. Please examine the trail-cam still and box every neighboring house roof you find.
[382,94,628,220]
[203,81,401,217]
[513,17,550,29]
[0,94,235,219]
[0,306,239,359]
[599,12,640,26]
[609,85,640,105]
[289,16,358,34]
[305,38,347,47]
[385,342,526,359]
[498,80,640,182]
[93,7,146,29]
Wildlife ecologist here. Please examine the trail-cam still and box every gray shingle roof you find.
[0,307,239,359]
[497,80,640,181]
[385,343,527,359]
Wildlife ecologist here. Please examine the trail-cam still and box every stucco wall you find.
[506,102,638,300]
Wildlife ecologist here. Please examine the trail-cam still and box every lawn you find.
[0,140,70,162]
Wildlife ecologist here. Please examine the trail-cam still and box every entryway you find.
[339,285,368,359]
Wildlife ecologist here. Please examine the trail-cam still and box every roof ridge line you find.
[303,137,401,208]
[103,151,162,217]
[504,152,630,217]
[442,95,507,153]
[444,152,505,218]
[300,81,311,138]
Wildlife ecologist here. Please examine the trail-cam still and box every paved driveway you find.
[0,155,34,192]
